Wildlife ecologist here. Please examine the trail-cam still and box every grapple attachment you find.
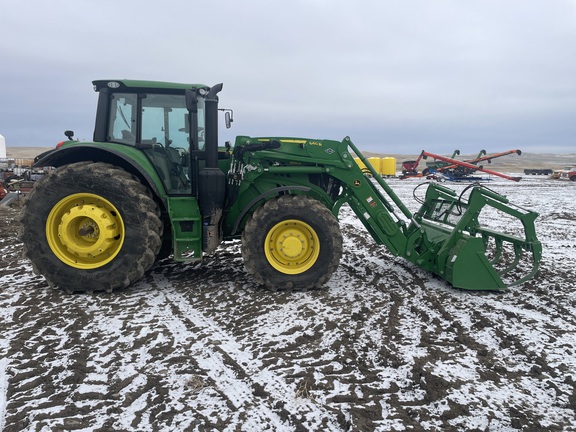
[414,183,541,290]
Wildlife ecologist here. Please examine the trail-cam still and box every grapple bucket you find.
[413,183,541,290]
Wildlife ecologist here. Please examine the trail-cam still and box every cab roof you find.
[92,79,209,93]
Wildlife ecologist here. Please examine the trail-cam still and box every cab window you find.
[108,93,137,145]
[141,94,188,149]
[141,94,191,194]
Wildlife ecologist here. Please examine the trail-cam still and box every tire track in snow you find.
[148,272,345,431]
[339,214,576,429]
[1,252,343,430]
[395,282,576,429]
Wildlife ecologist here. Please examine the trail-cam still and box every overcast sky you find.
[1,0,575,155]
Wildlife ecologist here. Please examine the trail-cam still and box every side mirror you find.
[220,109,234,129]
[64,130,75,141]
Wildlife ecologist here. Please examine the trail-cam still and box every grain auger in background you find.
[19,80,541,293]
[402,149,523,181]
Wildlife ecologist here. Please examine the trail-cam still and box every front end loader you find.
[19,80,541,293]
[227,137,541,290]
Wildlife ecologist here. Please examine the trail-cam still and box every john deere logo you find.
[354,179,361,187]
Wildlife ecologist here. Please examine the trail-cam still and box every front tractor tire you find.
[242,195,343,291]
[19,162,162,292]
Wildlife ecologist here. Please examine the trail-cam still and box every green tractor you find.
[19,80,541,292]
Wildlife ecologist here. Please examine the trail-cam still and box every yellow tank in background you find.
[380,157,396,176]
[354,156,397,177]
[354,158,367,171]
[367,157,381,175]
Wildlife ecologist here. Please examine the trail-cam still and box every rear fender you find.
[34,144,167,204]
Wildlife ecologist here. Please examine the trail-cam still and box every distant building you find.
[0,134,5,159]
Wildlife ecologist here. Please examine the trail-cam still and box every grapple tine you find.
[484,235,504,265]
[508,257,541,287]
[498,243,523,276]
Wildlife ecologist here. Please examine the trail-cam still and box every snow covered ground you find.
[1,175,575,431]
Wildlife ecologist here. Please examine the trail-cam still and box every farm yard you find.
[4,0,576,429]
[1,174,575,431]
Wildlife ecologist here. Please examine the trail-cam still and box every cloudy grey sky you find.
[1,0,575,155]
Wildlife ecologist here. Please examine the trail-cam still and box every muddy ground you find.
[1,177,575,431]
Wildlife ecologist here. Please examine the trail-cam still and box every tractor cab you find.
[92,80,215,195]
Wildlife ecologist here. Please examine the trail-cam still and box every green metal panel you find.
[54,140,168,197]
[443,237,506,290]
[167,196,203,261]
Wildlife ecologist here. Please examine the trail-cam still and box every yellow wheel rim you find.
[46,193,125,269]
[265,219,320,274]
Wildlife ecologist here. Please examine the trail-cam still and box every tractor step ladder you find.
[167,196,203,261]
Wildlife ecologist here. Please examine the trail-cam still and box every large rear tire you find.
[19,162,162,292]
[242,195,342,291]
